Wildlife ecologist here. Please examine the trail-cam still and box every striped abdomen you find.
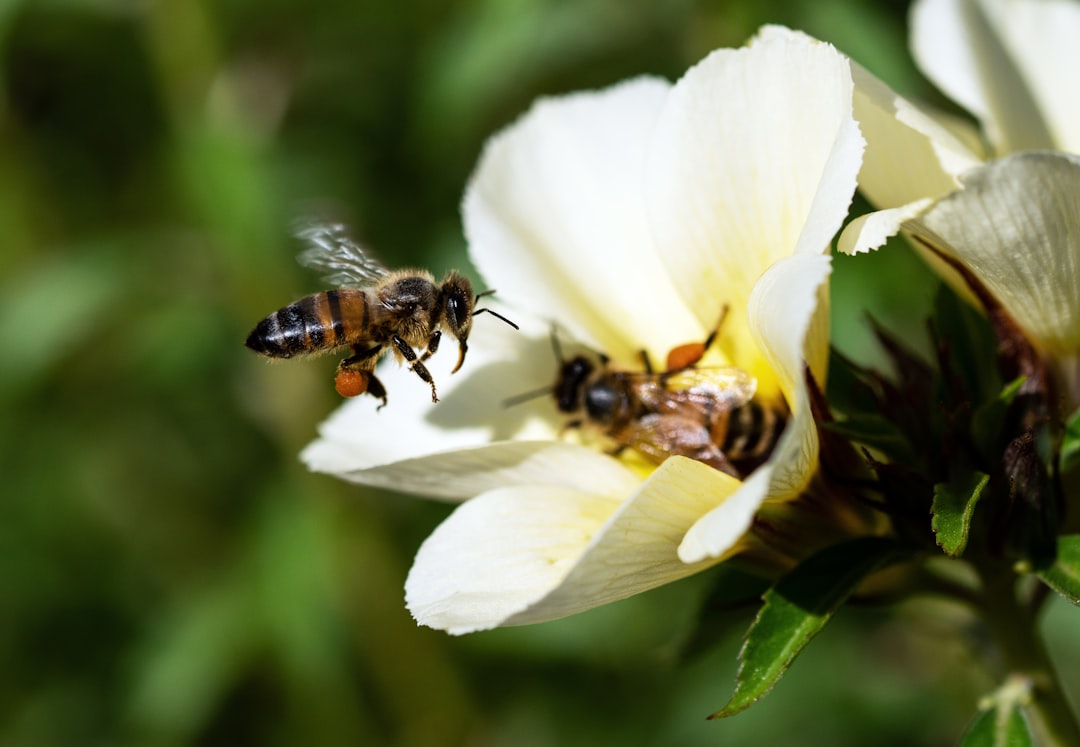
[711,399,785,470]
[245,289,371,358]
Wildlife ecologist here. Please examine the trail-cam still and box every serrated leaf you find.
[1061,408,1080,475]
[1036,535,1080,605]
[932,471,990,557]
[711,537,903,719]
[959,705,1033,747]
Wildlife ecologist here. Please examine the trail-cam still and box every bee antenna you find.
[502,385,551,409]
[474,307,519,330]
[549,326,565,363]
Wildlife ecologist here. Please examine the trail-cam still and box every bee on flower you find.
[302,26,866,634]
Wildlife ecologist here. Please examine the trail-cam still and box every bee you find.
[547,319,786,479]
[245,222,518,406]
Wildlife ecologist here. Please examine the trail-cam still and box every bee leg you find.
[607,444,628,459]
[338,345,387,406]
[365,371,389,410]
[392,334,439,403]
[419,330,441,362]
[664,305,731,372]
[638,349,655,374]
[341,343,383,368]
[558,418,584,437]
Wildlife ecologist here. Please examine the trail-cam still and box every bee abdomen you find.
[718,400,784,464]
[245,291,348,358]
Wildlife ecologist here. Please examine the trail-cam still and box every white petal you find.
[837,200,933,255]
[308,439,641,502]
[851,61,980,211]
[463,77,703,365]
[988,0,1080,153]
[301,315,617,498]
[679,254,831,562]
[913,152,1080,355]
[910,0,1057,153]
[648,28,861,324]
[406,486,623,634]
[678,465,774,564]
[406,457,735,633]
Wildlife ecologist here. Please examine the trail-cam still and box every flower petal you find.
[910,0,1058,153]
[300,314,621,499]
[463,77,703,364]
[851,61,980,212]
[646,26,861,387]
[837,200,934,256]
[406,456,736,633]
[912,151,1080,355]
[307,439,641,503]
[987,0,1080,153]
[679,253,832,562]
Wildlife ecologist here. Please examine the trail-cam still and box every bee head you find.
[440,272,475,339]
[438,272,475,374]
[554,356,594,413]
[439,271,518,374]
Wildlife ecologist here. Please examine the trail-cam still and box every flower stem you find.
[977,567,1080,746]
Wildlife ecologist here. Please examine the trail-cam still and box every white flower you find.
[908,151,1080,405]
[842,0,1080,255]
[909,0,1080,155]
[302,26,864,634]
[839,0,1080,402]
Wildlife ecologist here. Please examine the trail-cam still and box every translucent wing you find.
[619,414,738,476]
[623,367,758,411]
[294,221,389,287]
[663,367,757,407]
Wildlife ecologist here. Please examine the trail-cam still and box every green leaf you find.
[959,705,1033,747]
[821,415,916,464]
[972,376,1026,463]
[1036,535,1080,605]
[931,284,1001,407]
[1061,408,1080,475]
[932,471,990,557]
[711,537,904,719]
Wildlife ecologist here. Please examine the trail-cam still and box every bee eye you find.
[446,292,469,331]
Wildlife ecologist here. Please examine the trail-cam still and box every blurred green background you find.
[3,0,1078,744]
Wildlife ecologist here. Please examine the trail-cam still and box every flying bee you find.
[245,222,518,406]
[524,315,786,479]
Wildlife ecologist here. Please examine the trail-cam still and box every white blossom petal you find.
[837,200,934,255]
[406,457,736,633]
[680,254,831,562]
[647,26,861,388]
[309,439,642,502]
[851,62,981,212]
[911,0,1056,153]
[463,77,703,364]
[987,0,1080,153]
[912,151,1080,355]
[301,315,605,498]
[912,0,1080,154]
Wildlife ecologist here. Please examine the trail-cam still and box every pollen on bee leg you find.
[334,368,368,398]
[665,342,706,371]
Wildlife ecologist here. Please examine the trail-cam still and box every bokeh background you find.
[4,0,1079,744]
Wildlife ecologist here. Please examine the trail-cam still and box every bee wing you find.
[294,221,389,287]
[618,414,737,476]
[661,367,757,407]
[621,367,757,411]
